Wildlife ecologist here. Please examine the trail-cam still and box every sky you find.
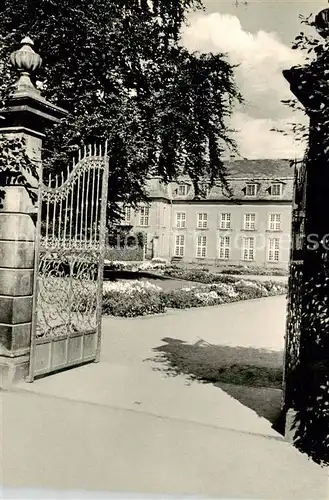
[182,0,329,159]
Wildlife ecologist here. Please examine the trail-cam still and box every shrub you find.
[104,246,143,262]
[151,257,169,265]
[102,280,164,317]
[164,268,213,283]
[262,281,287,296]
[103,289,165,317]
[234,282,266,300]
[164,267,239,285]
[160,289,201,309]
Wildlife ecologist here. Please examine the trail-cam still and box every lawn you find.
[140,277,200,292]
[150,337,285,433]
[104,269,213,292]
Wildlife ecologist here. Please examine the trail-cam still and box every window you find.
[143,233,149,259]
[244,213,256,230]
[219,213,231,230]
[268,213,281,232]
[196,235,207,258]
[197,213,208,229]
[174,235,185,257]
[123,206,131,224]
[200,183,210,197]
[219,236,231,260]
[178,184,187,196]
[271,183,282,196]
[242,237,255,261]
[268,238,280,262]
[139,206,150,226]
[246,183,257,197]
[176,212,186,228]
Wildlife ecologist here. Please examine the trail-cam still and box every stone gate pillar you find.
[283,8,329,464]
[0,37,67,387]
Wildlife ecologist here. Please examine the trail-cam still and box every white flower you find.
[138,261,166,271]
[103,280,161,295]
[209,283,239,298]
[235,279,259,289]
[151,257,168,265]
[138,262,152,270]
[195,290,219,303]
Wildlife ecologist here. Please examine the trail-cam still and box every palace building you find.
[120,159,294,268]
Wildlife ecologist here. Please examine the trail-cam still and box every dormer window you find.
[178,184,187,196]
[246,183,257,197]
[271,183,282,196]
[200,183,210,197]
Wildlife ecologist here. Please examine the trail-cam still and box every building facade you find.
[120,159,294,269]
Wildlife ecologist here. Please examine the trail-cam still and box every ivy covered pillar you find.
[283,8,329,464]
[0,37,67,387]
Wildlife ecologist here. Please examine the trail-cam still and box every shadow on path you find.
[147,337,285,434]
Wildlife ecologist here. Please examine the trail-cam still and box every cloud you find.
[182,12,307,159]
[232,113,305,159]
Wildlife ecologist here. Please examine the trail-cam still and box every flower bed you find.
[103,260,288,279]
[218,265,288,277]
[102,280,165,317]
[102,277,287,317]
[162,267,242,284]
[104,259,167,273]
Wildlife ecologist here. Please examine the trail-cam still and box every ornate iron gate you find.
[27,144,109,382]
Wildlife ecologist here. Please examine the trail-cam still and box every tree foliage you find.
[281,13,329,158]
[0,0,242,221]
[0,136,38,207]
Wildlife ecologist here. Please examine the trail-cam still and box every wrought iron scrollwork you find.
[36,248,99,339]
[28,143,109,381]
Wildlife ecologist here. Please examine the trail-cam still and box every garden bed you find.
[178,262,288,277]
[102,276,287,317]
[36,265,287,320]
[104,260,288,284]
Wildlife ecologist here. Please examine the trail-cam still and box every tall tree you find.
[0,0,242,221]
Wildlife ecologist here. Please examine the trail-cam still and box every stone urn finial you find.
[10,36,42,94]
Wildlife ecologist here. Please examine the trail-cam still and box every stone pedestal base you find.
[0,354,30,388]
[284,408,298,444]
[0,186,35,388]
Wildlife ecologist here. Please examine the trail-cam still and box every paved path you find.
[2,296,328,499]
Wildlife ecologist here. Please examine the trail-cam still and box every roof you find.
[145,159,294,202]
[225,159,294,179]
